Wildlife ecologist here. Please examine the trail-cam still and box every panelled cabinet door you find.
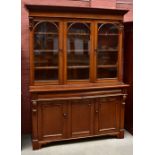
[95,97,121,134]
[38,101,68,141]
[69,99,94,138]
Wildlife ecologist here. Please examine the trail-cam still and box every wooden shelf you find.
[98,33,118,36]
[97,49,118,52]
[68,49,89,52]
[35,66,58,70]
[68,33,89,36]
[68,65,89,69]
[35,32,58,35]
[34,49,58,52]
[97,65,117,68]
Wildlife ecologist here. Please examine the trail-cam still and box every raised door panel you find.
[38,101,67,141]
[70,99,94,138]
[95,97,120,134]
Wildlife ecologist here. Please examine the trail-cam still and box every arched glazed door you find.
[96,23,119,80]
[67,22,90,81]
[33,22,59,82]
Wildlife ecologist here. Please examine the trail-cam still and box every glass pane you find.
[34,50,58,67]
[34,34,58,50]
[98,23,118,34]
[98,35,118,50]
[35,22,57,33]
[67,23,90,80]
[68,68,89,80]
[98,68,117,78]
[97,51,117,65]
[97,23,118,79]
[34,22,59,81]
[35,69,58,81]
[98,23,118,50]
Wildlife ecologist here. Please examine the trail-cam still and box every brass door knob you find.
[63,113,67,118]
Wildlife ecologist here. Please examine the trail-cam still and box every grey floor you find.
[21,131,133,155]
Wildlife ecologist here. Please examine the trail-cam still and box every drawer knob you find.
[63,113,67,118]
[32,100,37,105]
[32,109,37,112]
[122,102,126,105]
[95,110,99,113]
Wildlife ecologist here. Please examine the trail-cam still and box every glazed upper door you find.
[31,20,122,85]
[66,22,91,82]
[32,21,63,84]
[95,23,119,80]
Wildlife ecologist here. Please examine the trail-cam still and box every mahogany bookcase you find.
[26,5,129,149]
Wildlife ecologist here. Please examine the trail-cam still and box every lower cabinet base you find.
[117,130,124,139]
[32,130,124,150]
[31,88,127,150]
[32,140,41,150]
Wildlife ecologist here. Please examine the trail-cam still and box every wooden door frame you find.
[94,97,121,134]
[93,20,123,83]
[68,99,94,138]
[63,19,94,84]
[37,101,68,141]
[29,19,63,85]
